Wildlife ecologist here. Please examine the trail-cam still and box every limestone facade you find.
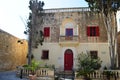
[0,29,28,71]
[31,8,111,70]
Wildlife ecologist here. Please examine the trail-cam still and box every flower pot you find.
[29,74,37,80]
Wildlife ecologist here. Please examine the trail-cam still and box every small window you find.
[90,51,98,59]
[41,50,49,59]
[87,26,99,37]
[44,27,50,37]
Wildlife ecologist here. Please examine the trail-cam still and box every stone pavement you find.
[0,70,74,80]
[0,70,28,80]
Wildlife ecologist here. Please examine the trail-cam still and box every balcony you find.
[59,35,79,47]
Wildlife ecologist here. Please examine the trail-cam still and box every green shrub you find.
[77,52,102,79]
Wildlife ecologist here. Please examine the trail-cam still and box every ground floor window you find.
[90,51,98,59]
[41,50,49,59]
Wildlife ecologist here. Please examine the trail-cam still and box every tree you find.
[24,0,44,65]
[85,0,120,69]
[77,52,102,80]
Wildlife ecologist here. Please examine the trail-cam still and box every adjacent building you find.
[0,29,28,71]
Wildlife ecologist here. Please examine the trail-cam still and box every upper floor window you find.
[66,28,73,36]
[87,26,99,37]
[44,27,50,37]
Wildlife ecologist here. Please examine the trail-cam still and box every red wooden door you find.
[64,50,73,71]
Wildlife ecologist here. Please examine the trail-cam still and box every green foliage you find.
[77,52,102,77]
[85,0,119,69]
[23,59,41,71]
[39,30,44,45]
[26,54,34,59]
[103,70,115,79]
[103,71,114,76]
[85,0,120,14]
[24,1,44,46]
[43,64,55,69]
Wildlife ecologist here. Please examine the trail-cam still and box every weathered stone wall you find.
[30,8,108,48]
[0,29,28,71]
[41,10,108,43]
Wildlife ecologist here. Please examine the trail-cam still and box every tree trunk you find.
[102,11,117,69]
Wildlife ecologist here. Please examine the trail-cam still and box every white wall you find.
[33,42,110,69]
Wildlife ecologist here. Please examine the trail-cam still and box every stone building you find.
[29,7,114,71]
[0,29,28,71]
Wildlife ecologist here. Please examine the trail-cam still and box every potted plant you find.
[23,59,41,80]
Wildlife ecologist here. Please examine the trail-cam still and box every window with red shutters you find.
[87,27,90,36]
[96,27,99,36]
[44,27,50,37]
[87,26,99,37]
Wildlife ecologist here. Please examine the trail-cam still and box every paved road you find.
[0,70,73,80]
[0,70,28,80]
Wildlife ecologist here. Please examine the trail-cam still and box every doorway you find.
[64,49,73,71]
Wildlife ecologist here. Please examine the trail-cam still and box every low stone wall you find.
[16,67,54,79]
[75,70,120,80]
[16,67,120,80]
[0,29,28,71]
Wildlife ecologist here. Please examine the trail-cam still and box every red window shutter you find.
[96,27,99,36]
[44,27,50,37]
[87,27,90,36]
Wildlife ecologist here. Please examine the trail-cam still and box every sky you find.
[117,11,120,32]
[0,0,88,39]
